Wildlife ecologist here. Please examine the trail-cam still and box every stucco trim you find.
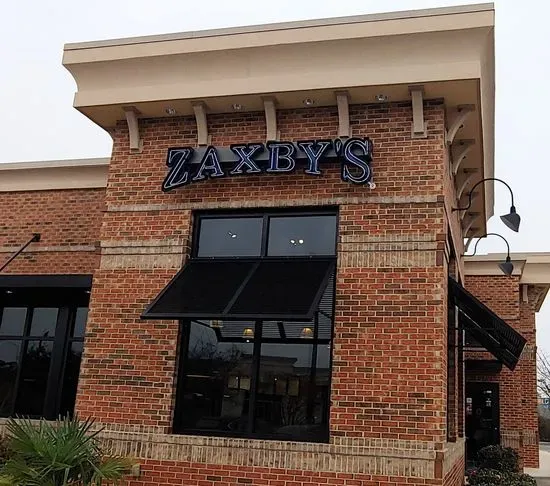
[0,158,109,192]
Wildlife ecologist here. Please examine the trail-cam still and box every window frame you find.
[173,313,335,441]
[192,208,339,260]
[0,284,90,419]
[173,208,338,441]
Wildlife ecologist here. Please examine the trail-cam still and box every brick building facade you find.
[1,4,549,485]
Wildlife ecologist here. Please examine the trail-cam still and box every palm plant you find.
[0,416,133,485]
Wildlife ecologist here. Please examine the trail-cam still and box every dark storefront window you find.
[0,286,90,419]
[173,210,336,442]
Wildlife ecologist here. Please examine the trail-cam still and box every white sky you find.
[2,1,550,350]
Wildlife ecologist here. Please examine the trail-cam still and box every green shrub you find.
[467,468,536,486]
[0,436,10,467]
[0,416,133,485]
[477,444,520,473]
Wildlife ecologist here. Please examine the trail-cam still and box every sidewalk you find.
[525,446,550,484]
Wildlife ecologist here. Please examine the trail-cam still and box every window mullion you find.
[247,320,262,435]
[260,214,269,257]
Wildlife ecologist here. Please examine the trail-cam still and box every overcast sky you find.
[2,0,550,350]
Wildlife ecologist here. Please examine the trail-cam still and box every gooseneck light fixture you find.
[452,178,521,232]
[470,233,514,277]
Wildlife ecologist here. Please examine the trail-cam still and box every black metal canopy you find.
[449,277,526,370]
[142,258,335,321]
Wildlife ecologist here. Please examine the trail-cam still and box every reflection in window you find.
[0,308,27,336]
[0,288,89,419]
[0,341,21,415]
[255,343,329,442]
[197,217,263,257]
[177,322,253,433]
[15,341,53,416]
[60,342,84,417]
[267,215,337,256]
[176,271,334,443]
[73,308,88,338]
[29,308,58,337]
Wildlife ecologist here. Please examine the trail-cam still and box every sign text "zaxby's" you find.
[162,138,373,192]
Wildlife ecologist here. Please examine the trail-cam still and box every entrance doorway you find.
[465,382,500,464]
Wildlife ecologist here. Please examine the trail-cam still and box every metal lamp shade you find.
[500,206,521,232]
[498,257,514,277]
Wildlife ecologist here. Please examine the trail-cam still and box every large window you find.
[0,285,89,419]
[172,210,337,442]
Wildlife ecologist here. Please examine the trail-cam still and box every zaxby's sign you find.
[162,138,373,192]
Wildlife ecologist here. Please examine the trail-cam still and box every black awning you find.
[449,277,526,370]
[142,258,335,321]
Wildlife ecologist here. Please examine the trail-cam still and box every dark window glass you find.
[255,343,329,442]
[267,215,337,256]
[29,308,58,337]
[0,287,90,420]
[15,341,53,416]
[0,308,27,336]
[175,211,336,443]
[198,217,263,257]
[60,342,84,417]
[73,308,88,338]
[0,341,21,415]
[177,322,253,433]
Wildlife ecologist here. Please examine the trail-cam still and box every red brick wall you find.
[464,275,539,468]
[0,189,104,274]
[78,102,450,442]
[444,456,465,486]
[1,101,470,484]
[76,101,459,486]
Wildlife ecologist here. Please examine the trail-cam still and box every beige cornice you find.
[64,4,493,57]
[465,253,550,311]
[61,4,495,236]
[0,158,109,192]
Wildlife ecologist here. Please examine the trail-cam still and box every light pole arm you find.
[470,232,511,258]
[453,177,515,212]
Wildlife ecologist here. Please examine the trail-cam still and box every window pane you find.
[267,215,337,256]
[254,343,329,442]
[177,321,254,433]
[29,308,58,338]
[60,342,84,417]
[203,320,257,342]
[198,217,263,257]
[14,341,53,417]
[0,341,21,416]
[73,308,88,338]
[0,307,27,336]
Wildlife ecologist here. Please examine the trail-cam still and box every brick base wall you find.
[442,440,465,486]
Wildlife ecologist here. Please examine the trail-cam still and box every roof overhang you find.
[465,253,550,311]
[62,3,495,231]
